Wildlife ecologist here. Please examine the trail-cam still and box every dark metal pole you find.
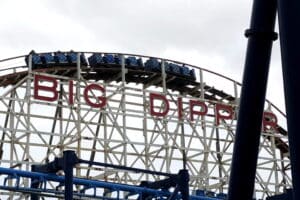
[227,0,277,199]
[30,165,40,200]
[277,1,300,199]
[64,150,76,200]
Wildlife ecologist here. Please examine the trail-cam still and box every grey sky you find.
[0,0,285,111]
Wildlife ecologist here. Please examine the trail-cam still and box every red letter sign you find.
[68,80,74,105]
[150,93,170,117]
[263,111,278,132]
[83,84,106,108]
[190,100,208,121]
[34,74,58,102]
[215,104,234,125]
[178,97,183,120]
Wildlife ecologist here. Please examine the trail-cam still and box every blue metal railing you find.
[0,166,223,200]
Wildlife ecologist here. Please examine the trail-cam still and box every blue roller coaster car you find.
[26,51,88,69]
[66,52,77,64]
[25,53,54,69]
[41,53,56,65]
[126,56,144,69]
[169,63,181,75]
[66,51,88,66]
[32,54,42,65]
[88,53,103,67]
[181,65,191,77]
[89,53,120,67]
[126,56,138,67]
[102,54,116,64]
[54,52,68,64]
[145,58,161,72]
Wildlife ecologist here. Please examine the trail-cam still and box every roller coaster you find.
[0,50,291,199]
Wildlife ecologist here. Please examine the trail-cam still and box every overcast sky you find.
[0,0,285,111]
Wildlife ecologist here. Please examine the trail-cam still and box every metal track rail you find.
[0,53,289,157]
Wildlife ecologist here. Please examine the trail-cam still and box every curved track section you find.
[0,51,291,199]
